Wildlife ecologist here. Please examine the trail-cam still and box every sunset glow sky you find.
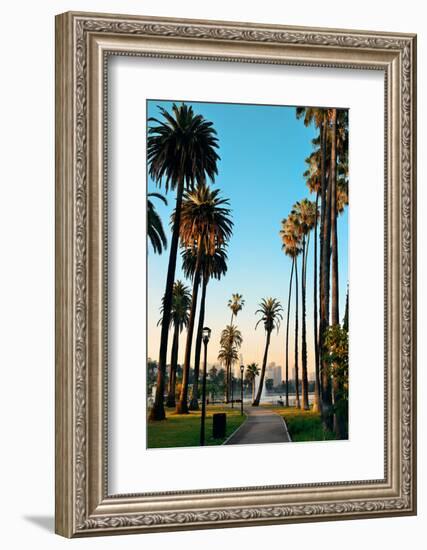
[147,100,348,379]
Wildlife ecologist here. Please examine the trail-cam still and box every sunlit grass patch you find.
[278,407,336,442]
[147,404,246,448]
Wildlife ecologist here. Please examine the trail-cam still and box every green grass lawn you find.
[260,404,336,442]
[147,404,246,449]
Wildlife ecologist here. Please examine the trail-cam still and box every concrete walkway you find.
[225,407,291,445]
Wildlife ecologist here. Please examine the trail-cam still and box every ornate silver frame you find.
[55,11,417,537]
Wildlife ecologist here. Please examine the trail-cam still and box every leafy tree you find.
[147,360,158,393]
[324,324,348,439]
[265,378,274,391]
[206,366,225,402]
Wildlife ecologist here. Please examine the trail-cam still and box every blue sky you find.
[147,100,348,378]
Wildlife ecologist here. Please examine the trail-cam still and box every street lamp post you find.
[240,364,244,415]
[200,327,211,446]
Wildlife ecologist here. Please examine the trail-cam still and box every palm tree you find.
[219,324,243,402]
[319,111,333,430]
[187,246,228,410]
[296,107,332,423]
[303,149,322,412]
[281,215,302,408]
[253,298,283,406]
[147,192,168,254]
[228,293,245,325]
[246,363,260,402]
[292,199,317,410]
[175,184,233,414]
[158,281,191,407]
[148,103,220,421]
[330,108,339,326]
[331,109,349,326]
[218,344,239,399]
[280,220,295,408]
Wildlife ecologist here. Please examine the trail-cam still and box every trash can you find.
[212,413,226,439]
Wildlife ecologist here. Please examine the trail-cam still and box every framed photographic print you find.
[55,11,417,537]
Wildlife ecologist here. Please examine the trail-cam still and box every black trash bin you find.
[212,413,226,439]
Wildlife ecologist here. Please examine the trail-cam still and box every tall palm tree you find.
[228,293,245,325]
[158,281,191,407]
[187,246,228,410]
[296,106,333,423]
[147,192,168,254]
[330,108,339,326]
[296,107,325,130]
[303,149,322,412]
[281,215,302,408]
[331,109,349,326]
[253,298,283,406]
[148,104,220,421]
[245,363,260,402]
[219,324,243,402]
[292,199,317,410]
[175,184,233,414]
[330,110,349,435]
[280,220,295,408]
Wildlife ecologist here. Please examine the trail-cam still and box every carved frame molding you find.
[55,12,416,537]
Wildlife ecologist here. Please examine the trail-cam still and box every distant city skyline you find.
[147,100,348,379]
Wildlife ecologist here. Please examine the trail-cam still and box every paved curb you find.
[221,412,248,445]
[279,415,292,442]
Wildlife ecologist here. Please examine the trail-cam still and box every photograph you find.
[146,99,349,448]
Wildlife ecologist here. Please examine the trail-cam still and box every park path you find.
[224,407,291,445]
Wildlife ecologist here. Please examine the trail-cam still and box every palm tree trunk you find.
[189,275,208,410]
[343,286,349,331]
[301,233,310,410]
[176,244,203,414]
[252,330,271,406]
[294,254,300,409]
[313,191,321,413]
[150,179,184,421]
[166,323,179,407]
[285,257,295,408]
[329,108,343,437]
[319,115,327,324]
[320,111,333,431]
[331,110,339,326]
[225,362,230,403]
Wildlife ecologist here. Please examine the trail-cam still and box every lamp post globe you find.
[202,326,211,345]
